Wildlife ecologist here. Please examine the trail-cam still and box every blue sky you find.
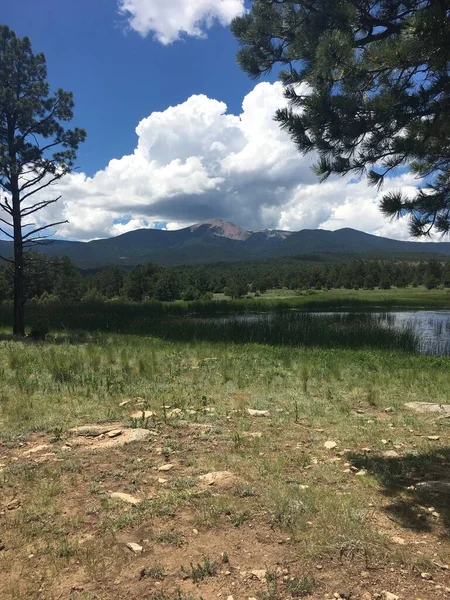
[4,0,260,176]
[2,0,417,241]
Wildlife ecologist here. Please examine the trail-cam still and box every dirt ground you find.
[2,405,450,600]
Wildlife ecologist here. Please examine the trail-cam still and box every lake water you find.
[367,310,450,356]
[212,310,450,356]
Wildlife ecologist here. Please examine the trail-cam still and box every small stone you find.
[158,464,174,471]
[192,528,199,535]
[107,429,123,438]
[130,411,154,419]
[381,439,388,445]
[167,408,183,418]
[6,498,20,510]
[391,536,406,545]
[110,492,141,506]
[227,596,234,600]
[384,407,393,413]
[427,435,440,441]
[250,569,267,581]
[126,542,143,554]
[381,592,399,600]
[247,409,270,417]
[198,471,237,489]
[421,572,433,580]
[361,593,372,600]
[324,441,337,450]
[355,469,367,476]
[382,450,400,458]
[119,399,132,406]
[158,478,168,484]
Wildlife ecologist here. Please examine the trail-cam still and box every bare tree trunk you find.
[12,186,25,336]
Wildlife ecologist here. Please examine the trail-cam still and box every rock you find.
[167,408,183,418]
[130,411,154,420]
[250,569,267,581]
[416,481,450,493]
[361,594,372,600]
[381,593,399,600]
[158,464,174,472]
[247,409,270,417]
[384,407,394,413]
[391,536,406,545]
[122,429,153,445]
[227,596,234,600]
[382,450,400,458]
[69,424,122,436]
[243,432,262,438]
[421,572,433,580]
[109,492,141,506]
[427,435,440,441]
[23,444,49,456]
[119,399,132,406]
[324,441,337,450]
[107,429,123,438]
[192,528,199,535]
[198,471,238,489]
[6,498,20,510]
[126,542,143,554]
[405,402,450,415]
[158,478,168,484]
[381,439,388,445]
[355,469,367,476]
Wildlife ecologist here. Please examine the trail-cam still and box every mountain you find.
[2,219,450,268]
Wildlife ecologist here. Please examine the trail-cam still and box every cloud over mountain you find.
[31,82,418,242]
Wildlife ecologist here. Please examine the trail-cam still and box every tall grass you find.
[152,312,418,351]
[0,299,418,352]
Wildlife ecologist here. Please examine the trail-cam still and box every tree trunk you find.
[12,186,25,337]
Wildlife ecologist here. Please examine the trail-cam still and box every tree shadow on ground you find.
[347,448,450,534]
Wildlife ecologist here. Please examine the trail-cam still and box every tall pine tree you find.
[232,1,450,237]
[0,26,85,335]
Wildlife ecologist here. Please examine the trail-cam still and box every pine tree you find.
[232,2,450,237]
[0,26,85,334]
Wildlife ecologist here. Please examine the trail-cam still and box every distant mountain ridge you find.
[1,219,450,268]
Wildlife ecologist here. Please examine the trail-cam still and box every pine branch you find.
[19,174,63,203]
[22,220,68,241]
[21,196,61,217]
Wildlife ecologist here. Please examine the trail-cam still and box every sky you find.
[3,0,420,241]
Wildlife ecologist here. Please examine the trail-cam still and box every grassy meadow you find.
[1,291,450,599]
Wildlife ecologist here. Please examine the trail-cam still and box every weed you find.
[154,530,185,546]
[140,564,166,580]
[234,483,256,498]
[184,556,217,583]
[287,574,317,597]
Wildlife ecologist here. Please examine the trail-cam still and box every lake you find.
[210,310,450,355]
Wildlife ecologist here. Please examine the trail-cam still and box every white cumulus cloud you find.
[118,0,246,43]
[21,81,422,243]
